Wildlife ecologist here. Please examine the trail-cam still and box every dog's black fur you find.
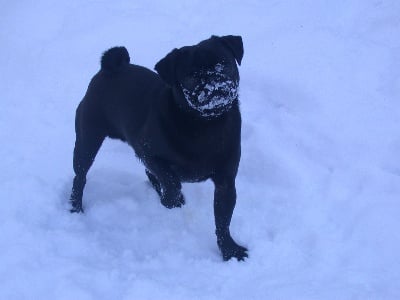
[70,35,247,261]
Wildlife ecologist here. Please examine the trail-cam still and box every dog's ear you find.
[217,35,244,66]
[155,48,180,86]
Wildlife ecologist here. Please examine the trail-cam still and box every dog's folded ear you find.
[155,48,180,86]
[217,35,244,66]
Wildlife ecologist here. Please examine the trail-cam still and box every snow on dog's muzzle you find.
[181,64,239,118]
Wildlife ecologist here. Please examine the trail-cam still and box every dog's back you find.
[77,47,166,142]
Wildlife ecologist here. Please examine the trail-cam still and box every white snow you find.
[181,79,238,117]
[181,63,239,117]
[1,0,400,299]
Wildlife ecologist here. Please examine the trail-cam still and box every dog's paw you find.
[70,202,84,214]
[218,237,248,261]
[161,193,185,209]
[221,244,248,261]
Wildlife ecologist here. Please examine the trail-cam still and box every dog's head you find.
[155,35,243,118]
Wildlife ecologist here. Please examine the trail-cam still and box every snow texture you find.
[181,63,239,117]
[1,0,400,299]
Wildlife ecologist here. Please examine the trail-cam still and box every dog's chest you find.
[166,122,228,161]
[143,118,235,181]
[168,135,225,181]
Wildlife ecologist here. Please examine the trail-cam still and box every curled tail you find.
[100,46,130,73]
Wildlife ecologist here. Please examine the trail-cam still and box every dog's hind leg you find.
[70,104,105,213]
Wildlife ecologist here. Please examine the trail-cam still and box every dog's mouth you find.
[181,64,239,118]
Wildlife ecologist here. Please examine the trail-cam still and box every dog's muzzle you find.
[181,64,238,118]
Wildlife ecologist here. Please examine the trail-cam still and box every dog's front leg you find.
[144,159,185,209]
[213,178,248,261]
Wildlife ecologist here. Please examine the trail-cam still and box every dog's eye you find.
[182,75,200,90]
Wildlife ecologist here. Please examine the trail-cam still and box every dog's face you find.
[155,35,243,118]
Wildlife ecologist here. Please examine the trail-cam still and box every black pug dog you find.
[70,35,247,261]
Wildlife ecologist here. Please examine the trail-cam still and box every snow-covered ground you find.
[1,1,400,299]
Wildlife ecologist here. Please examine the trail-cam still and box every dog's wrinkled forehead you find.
[179,38,241,78]
[155,35,243,86]
[180,62,233,91]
